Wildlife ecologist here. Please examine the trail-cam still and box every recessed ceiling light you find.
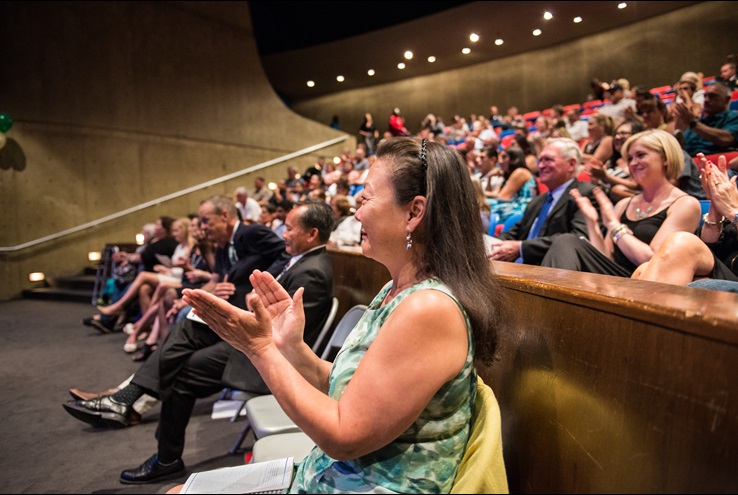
[495,38,504,46]
[336,75,345,82]
[397,62,406,69]
[543,11,553,20]
[404,50,413,60]
[573,16,583,23]
[462,47,471,54]
[427,56,436,63]
[367,69,375,76]
[470,33,479,42]
[618,2,627,9]
[306,80,315,87]
[533,29,542,36]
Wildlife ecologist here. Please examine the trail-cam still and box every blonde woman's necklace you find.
[635,204,653,220]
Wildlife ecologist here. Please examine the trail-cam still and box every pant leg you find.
[541,233,632,277]
[157,341,232,463]
[130,318,222,400]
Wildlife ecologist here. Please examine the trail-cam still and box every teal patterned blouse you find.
[487,176,537,223]
[290,278,476,494]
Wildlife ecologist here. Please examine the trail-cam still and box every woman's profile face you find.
[613,123,634,152]
[498,151,510,172]
[587,118,603,137]
[626,140,665,185]
[172,223,187,243]
[354,159,408,262]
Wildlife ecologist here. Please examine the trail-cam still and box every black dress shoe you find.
[120,454,186,484]
[89,318,115,334]
[62,395,132,428]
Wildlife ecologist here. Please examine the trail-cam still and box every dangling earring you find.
[405,232,413,250]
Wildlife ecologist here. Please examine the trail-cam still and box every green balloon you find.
[0,113,12,133]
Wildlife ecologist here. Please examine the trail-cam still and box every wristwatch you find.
[689,120,697,129]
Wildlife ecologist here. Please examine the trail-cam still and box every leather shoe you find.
[62,395,134,428]
[69,387,119,401]
[67,389,143,425]
[90,318,115,334]
[120,454,186,484]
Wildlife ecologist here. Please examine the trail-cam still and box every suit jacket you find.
[221,246,334,392]
[214,223,291,311]
[496,179,598,265]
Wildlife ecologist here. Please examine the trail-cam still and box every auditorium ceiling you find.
[249,1,701,103]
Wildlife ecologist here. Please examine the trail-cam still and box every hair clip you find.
[420,138,427,172]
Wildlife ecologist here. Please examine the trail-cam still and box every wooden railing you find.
[327,248,738,493]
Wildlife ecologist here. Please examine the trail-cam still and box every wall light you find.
[136,233,145,245]
[336,75,345,82]
[88,251,102,262]
[469,33,479,42]
[367,69,375,76]
[427,56,436,63]
[495,39,504,46]
[397,62,406,69]
[462,47,471,54]
[404,51,413,60]
[573,16,583,23]
[543,11,553,20]
[533,29,542,36]
[268,182,277,191]
[333,156,341,164]
[28,272,45,282]
[618,2,627,9]
[306,80,315,87]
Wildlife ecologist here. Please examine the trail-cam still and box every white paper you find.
[155,254,173,267]
[186,308,207,325]
[181,457,294,494]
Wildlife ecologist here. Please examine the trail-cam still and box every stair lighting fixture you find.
[367,69,375,76]
[462,47,471,54]
[136,233,145,245]
[306,80,315,87]
[533,29,542,36]
[543,11,553,20]
[404,51,413,60]
[427,56,436,63]
[88,251,102,262]
[336,75,345,82]
[574,16,583,23]
[469,33,479,42]
[495,38,504,46]
[333,156,342,164]
[268,182,277,191]
[618,2,627,9]
[28,272,45,282]
[397,62,406,69]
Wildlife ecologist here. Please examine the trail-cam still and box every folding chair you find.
[228,304,368,455]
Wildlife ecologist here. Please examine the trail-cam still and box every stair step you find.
[54,274,98,291]
[23,287,94,303]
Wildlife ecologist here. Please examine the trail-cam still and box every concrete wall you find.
[292,1,738,138]
[0,1,351,300]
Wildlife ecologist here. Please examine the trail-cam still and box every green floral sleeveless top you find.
[290,278,477,494]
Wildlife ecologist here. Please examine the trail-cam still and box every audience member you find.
[510,134,539,174]
[272,199,294,238]
[352,146,370,171]
[581,113,615,165]
[718,61,738,90]
[675,82,738,156]
[541,130,701,277]
[249,176,274,205]
[598,81,637,125]
[584,119,645,201]
[565,107,589,142]
[234,186,261,224]
[327,194,361,248]
[358,113,379,155]
[486,147,536,224]
[470,176,492,234]
[488,138,598,264]
[388,107,409,137]
[475,145,503,196]
[633,153,738,287]
[181,137,506,493]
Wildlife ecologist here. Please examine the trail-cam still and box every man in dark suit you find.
[63,198,334,484]
[488,138,598,265]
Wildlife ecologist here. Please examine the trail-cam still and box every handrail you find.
[0,135,348,253]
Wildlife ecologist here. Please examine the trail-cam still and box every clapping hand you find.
[701,155,738,219]
[248,270,306,351]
